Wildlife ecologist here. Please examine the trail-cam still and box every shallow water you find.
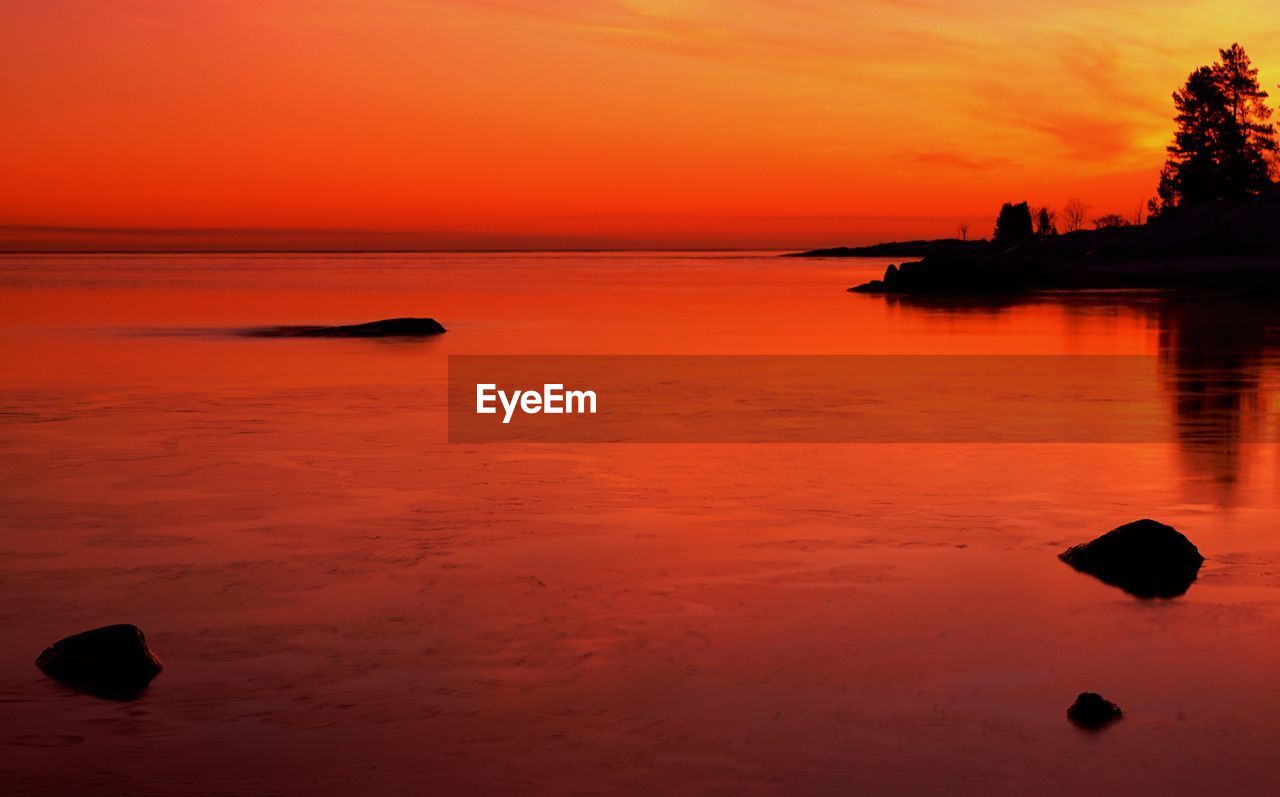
[0,252,1277,795]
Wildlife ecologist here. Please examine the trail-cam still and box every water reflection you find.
[1156,299,1277,498]
[886,294,1280,501]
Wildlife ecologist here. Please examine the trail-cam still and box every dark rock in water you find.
[246,317,447,338]
[36,624,163,700]
[848,280,886,293]
[847,256,1032,296]
[1067,692,1122,729]
[1059,519,1204,598]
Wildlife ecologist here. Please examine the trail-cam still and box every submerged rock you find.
[1059,519,1204,598]
[246,317,447,338]
[36,624,163,700]
[1067,692,1123,729]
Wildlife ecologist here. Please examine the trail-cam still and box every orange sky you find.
[2,0,1277,250]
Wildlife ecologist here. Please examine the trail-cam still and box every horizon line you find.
[0,246,805,256]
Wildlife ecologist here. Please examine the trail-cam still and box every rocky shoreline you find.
[797,190,1280,296]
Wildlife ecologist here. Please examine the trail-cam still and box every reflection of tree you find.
[883,293,1279,500]
[1155,299,1276,498]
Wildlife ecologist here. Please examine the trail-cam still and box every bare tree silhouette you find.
[1063,198,1089,232]
[1132,201,1147,226]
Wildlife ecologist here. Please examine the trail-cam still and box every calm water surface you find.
[0,252,1277,795]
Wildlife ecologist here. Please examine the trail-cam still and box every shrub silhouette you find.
[992,201,1034,244]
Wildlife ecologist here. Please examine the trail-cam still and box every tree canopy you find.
[992,201,1034,244]
[1153,43,1277,215]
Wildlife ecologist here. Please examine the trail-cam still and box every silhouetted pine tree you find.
[992,201,1033,244]
[1034,206,1057,236]
[1153,43,1277,215]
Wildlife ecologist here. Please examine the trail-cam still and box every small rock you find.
[1059,518,1204,598]
[36,624,163,700]
[1067,692,1122,729]
[245,317,447,338]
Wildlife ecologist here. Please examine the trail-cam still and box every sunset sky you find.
[3,0,1277,250]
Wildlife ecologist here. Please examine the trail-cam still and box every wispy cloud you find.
[7,0,1273,246]
[438,0,1205,170]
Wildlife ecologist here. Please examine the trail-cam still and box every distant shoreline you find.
[794,190,1280,297]
[783,239,986,259]
[0,247,788,256]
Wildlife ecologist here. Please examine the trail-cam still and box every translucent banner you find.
[447,355,1273,443]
